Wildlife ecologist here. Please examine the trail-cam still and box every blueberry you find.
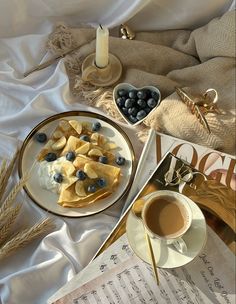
[136,110,147,121]
[66,151,76,161]
[88,184,97,193]
[128,90,137,99]
[121,107,129,115]
[35,132,47,143]
[144,107,152,114]
[80,135,90,142]
[44,152,57,162]
[116,97,126,108]
[124,98,135,108]
[92,121,101,132]
[76,170,87,180]
[128,107,138,116]
[116,156,126,166]
[137,90,147,99]
[97,177,107,188]
[98,156,108,164]
[145,89,152,98]
[117,89,128,97]
[54,173,63,183]
[147,98,157,108]
[129,115,138,123]
[137,99,146,108]
[151,90,160,100]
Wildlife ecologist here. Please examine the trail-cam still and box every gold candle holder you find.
[81,53,122,87]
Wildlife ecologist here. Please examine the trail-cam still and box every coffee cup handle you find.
[171,238,188,253]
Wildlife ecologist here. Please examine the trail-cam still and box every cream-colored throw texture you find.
[48,11,236,155]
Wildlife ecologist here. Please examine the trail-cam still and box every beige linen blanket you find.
[48,11,235,155]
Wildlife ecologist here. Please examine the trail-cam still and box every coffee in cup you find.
[142,190,192,253]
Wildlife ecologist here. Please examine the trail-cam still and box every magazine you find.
[49,153,235,304]
[122,130,236,213]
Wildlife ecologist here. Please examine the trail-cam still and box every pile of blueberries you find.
[115,87,160,124]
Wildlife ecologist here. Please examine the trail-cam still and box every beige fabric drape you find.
[48,10,236,155]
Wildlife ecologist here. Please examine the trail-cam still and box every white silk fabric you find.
[0,1,234,303]
[0,0,234,38]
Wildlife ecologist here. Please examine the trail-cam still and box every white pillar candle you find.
[95,25,109,68]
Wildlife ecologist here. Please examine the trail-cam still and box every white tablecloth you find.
[0,1,234,303]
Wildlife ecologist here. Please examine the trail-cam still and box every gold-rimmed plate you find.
[18,111,135,217]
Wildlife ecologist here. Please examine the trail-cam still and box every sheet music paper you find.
[51,227,235,304]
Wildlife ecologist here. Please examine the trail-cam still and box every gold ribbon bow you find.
[175,87,221,134]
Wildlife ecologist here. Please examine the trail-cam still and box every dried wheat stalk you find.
[0,218,55,260]
[0,174,28,212]
[0,203,22,245]
[0,152,55,260]
[0,159,7,182]
[0,150,19,202]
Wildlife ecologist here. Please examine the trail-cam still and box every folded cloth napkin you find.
[47,11,235,155]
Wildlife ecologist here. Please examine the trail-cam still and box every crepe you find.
[37,119,84,161]
[37,119,116,163]
[61,135,115,163]
[37,119,122,208]
[58,156,120,208]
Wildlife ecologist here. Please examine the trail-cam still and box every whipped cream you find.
[38,156,69,194]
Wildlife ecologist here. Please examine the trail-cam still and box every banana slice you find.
[90,132,99,143]
[51,136,67,150]
[53,130,64,139]
[84,163,98,179]
[98,134,108,146]
[44,139,55,149]
[104,142,117,150]
[69,120,82,135]
[59,120,71,131]
[75,181,87,197]
[88,148,103,157]
[61,162,76,176]
[75,142,90,155]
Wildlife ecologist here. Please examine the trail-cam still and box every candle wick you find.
[99,24,103,30]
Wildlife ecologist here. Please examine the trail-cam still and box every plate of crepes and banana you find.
[18,111,135,217]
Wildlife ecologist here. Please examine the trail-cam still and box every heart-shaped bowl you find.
[113,83,161,126]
